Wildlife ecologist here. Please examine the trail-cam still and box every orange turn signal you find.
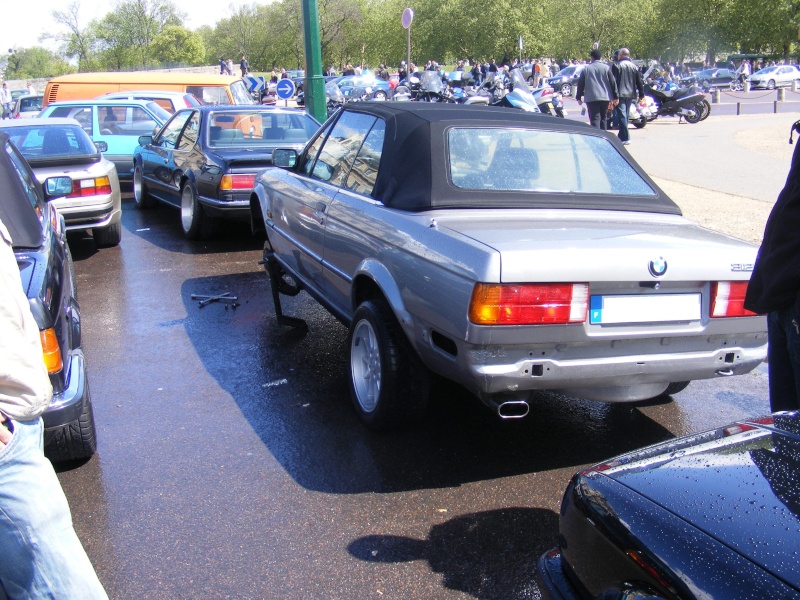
[39,328,63,374]
[468,283,588,325]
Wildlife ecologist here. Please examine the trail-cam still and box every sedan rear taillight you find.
[220,174,256,190]
[40,328,63,374]
[469,283,588,325]
[710,281,757,317]
[68,176,112,197]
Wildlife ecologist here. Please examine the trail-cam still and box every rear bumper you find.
[42,351,88,429]
[537,550,579,600]
[200,193,250,220]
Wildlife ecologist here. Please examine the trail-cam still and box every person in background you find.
[611,47,645,145]
[219,57,226,75]
[744,120,800,412]
[240,55,249,78]
[575,48,618,130]
[226,58,234,76]
[0,217,108,599]
[0,83,12,120]
[27,81,36,95]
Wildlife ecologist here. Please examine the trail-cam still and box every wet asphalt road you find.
[56,120,772,599]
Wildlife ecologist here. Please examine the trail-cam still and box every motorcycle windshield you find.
[509,68,529,90]
[420,71,445,93]
[326,82,344,103]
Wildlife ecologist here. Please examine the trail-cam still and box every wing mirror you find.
[95,141,108,152]
[138,134,153,147]
[272,149,298,168]
[44,176,73,198]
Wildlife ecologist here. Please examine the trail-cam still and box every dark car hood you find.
[597,413,800,585]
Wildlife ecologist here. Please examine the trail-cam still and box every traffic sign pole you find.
[302,0,326,123]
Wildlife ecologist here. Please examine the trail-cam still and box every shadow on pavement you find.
[180,272,678,495]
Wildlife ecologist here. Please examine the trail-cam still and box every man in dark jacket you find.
[611,48,645,145]
[575,48,618,130]
[744,120,800,411]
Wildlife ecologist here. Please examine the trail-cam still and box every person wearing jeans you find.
[611,48,645,145]
[0,218,107,599]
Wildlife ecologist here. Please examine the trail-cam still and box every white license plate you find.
[590,294,701,325]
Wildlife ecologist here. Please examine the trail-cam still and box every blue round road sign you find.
[276,79,296,99]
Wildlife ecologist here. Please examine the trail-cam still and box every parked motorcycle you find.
[530,85,566,117]
[644,83,707,124]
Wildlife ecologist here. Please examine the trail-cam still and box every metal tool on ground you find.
[191,292,239,308]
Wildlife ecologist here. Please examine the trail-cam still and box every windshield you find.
[325,82,344,103]
[2,124,98,158]
[144,101,172,123]
[420,71,444,93]
[755,67,778,74]
[208,111,318,147]
[448,127,655,196]
[509,68,528,90]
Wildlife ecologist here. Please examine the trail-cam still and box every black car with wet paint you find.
[538,412,800,599]
[0,130,97,462]
[132,105,320,239]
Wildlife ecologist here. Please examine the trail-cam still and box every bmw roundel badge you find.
[648,257,667,277]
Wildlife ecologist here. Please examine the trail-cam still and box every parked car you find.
[252,102,767,430]
[0,130,97,461]
[0,118,122,248]
[96,90,203,113]
[749,64,800,89]
[545,64,585,96]
[336,75,393,99]
[11,93,43,119]
[287,69,306,94]
[684,68,736,90]
[538,411,800,599]
[38,99,170,181]
[133,105,319,239]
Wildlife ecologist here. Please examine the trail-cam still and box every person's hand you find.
[0,415,12,450]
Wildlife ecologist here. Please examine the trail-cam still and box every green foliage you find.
[150,25,205,66]
[4,47,74,79]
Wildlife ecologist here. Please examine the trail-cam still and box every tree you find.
[105,0,185,69]
[150,25,206,66]
[4,47,74,79]
[49,1,97,72]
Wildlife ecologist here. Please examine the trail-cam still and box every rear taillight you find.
[710,281,757,317]
[67,176,112,197]
[469,283,588,325]
[220,174,256,190]
[40,328,63,374]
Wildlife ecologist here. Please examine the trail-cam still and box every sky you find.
[3,0,253,53]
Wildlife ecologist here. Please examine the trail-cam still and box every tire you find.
[44,389,97,462]
[663,381,690,396]
[180,181,216,240]
[684,103,703,124]
[372,89,388,100]
[527,76,535,85]
[555,106,565,118]
[632,118,646,128]
[348,298,429,430]
[560,83,571,96]
[133,164,155,209]
[699,99,711,121]
[94,221,122,248]
[767,79,776,90]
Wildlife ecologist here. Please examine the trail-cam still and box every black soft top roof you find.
[335,102,680,214]
[0,132,45,249]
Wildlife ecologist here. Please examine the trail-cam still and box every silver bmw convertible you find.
[251,102,766,429]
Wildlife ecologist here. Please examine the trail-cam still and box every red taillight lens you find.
[67,176,112,197]
[469,283,588,325]
[220,174,256,190]
[710,281,758,317]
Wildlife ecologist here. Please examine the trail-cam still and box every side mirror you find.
[272,148,298,168]
[95,141,108,152]
[138,134,153,147]
[44,176,73,198]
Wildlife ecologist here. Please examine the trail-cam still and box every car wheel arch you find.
[351,260,411,329]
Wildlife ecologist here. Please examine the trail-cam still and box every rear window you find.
[2,124,97,158]
[208,111,317,147]
[448,127,655,196]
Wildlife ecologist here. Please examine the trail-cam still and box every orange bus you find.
[43,72,254,107]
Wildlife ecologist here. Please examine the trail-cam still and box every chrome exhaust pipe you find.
[496,400,530,419]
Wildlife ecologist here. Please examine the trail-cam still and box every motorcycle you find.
[530,84,566,117]
[644,82,707,124]
[416,70,448,102]
[467,69,540,112]
[628,96,656,128]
